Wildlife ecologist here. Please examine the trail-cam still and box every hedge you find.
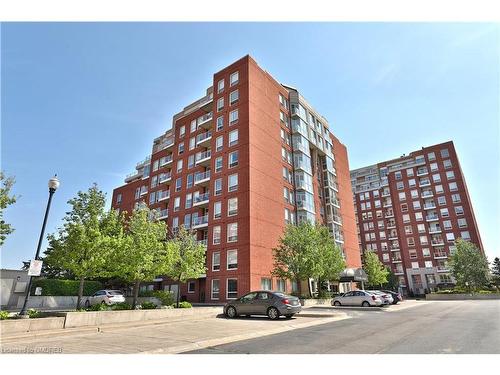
[31,279,102,296]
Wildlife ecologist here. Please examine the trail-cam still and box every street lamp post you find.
[19,175,60,317]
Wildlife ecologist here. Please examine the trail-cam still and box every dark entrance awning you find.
[339,268,368,283]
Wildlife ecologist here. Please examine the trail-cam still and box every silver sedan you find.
[332,290,383,307]
[224,291,301,320]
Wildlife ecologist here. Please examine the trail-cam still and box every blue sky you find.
[1,23,499,268]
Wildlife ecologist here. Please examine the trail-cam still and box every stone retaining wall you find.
[0,317,65,335]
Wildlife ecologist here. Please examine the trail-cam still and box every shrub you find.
[176,301,192,308]
[27,308,41,318]
[140,301,157,309]
[87,303,111,311]
[31,279,102,296]
[111,302,132,310]
[0,310,10,320]
[139,290,175,306]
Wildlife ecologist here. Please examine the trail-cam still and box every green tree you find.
[491,257,500,287]
[167,226,206,307]
[449,238,490,292]
[363,251,389,287]
[44,184,121,309]
[382,267,400,291]
[315,225,346,295]
[111,206,172,308]
[0,172,18,246]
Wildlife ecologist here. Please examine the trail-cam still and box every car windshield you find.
[107,291,123,295]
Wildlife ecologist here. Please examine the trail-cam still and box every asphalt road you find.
[186,300,500,354]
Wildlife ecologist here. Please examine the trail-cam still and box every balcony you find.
[197,112,213,130]
[381,191,391,197]
[428,227,442,234]
[437,266,449,272]
[326,197,341,207]
[423,203,437,210]
[330,214,343,225]
[125,171,142,183]
[158,173,172,184]
[392,258,402,263]
[434,252,448,259]
[157,190,170,202]
[192,215,209,229]
[386,222,396,229]
[193,192,210,208]
[385,212,395,218]
[383,201,392,208]
[394,270,404,275]
[421,191,434,198]
[419,179,431,187]
[155,138,174,153]
[388,234,398,240]
[196,151,212,167]
[390,245,400,252]
[136,155,151,168]
[140,188,148,196]
[416,168,429,176]
[158,209,168,220]
[196,131,212,148]
[426,215,439,222]
[159,155,173,167]
[194,170,211,186]
[431,239,445,246]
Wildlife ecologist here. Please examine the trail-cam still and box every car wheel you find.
[285,314,294,319]
[226,306,237,319]
[333,301,341,306]
[267,307,280,320]
[362,301,370,307]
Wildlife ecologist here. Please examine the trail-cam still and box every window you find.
[217,79,224,93]
[408,179,416,188]
[189,137,196,150]
[413,201,421,210]
[149,192,156,205]
[261,278,272,290]
[418,223,426,233]
[395,171,402,180]
[179,125,185,138]
[211,279,220,299]
[228,173,238,192]
[185,193,192,209]
[190,119,197,133]
[430,162,438,172]
[437,196,446,206]
[402,214,410,223]
[229,109,239,125]
[425,261,433,268]
[229,89,239,105]
[187,155,194,170]
[446,233,455,242]
[455,206,464,215]
[216,115,224,131]
[177,159,183,173]
[226,279,238,299]
[428,152,436,161]
[178,142,184,155]
[228,151,239,168]
[432,173,441,183]
[213,226,221,245]
[401,203,408,212]
[452,193,461,203]
[397,181,404,190]
[443,159,452,169]
[174,197,181,212]
[227,222,238,242]
[172,217,179,230]
[406,168,414,177]
[446,171,455,180]
[440,148,449,158]
[415,212,423,221]
[230,71,239,86]
[407,237,415,246]
[435,184,444,194]
[461,231,471,240]
[116,193,122,204]
[227,250,238,270]
[443,220,452,230]
[215,156,223,172]
[422,248,431,257]
[135,187,140,199]
[440,208,449,217]
[186,174,194,189]
[449,182,458,191]
[229,129,238,147]
[188,281,195,293]
[184,214,191,229]
[216,136,223,152]
[175,177,182,192]
[405,225,413,235]
[228,197,238,216]
[153,160,159,172]
[217,97,224,112]
[398,192,406,201]
[277,279,286,292]
[213,201,222,219]
[420,235,429,245]
[457,218,467,228]
[411,261,419,269]
[215,178,222,196]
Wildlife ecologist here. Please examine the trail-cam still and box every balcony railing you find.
[158,209,168,219]
[197,112,213,126]
[423,203,437,210]
[381,191,391,197]
[196,150,212,163]
[434,252,448,259]
[194,192,210,205]
[421,191,434,198]
[136,155,151,167]
[194,170,211,183]
[159,155,173,167]
[419,179,431,187]
[426,215,439,221]
[431,239,445,246]
[192,214,209,228]
[158,173,172,183]
[196,131,212,145]
[417,168,429,176]
[157,190,170,201]
[154,138,174,153]
[125,171,142,182]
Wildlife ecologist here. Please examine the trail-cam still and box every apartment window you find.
[407,237,415,246]
[230,71,239,86]
[135,188,140,199]
[149,192,156,205]
[422,248,431,257]
[186,174,194,189]
[443,159,452,169]
[408,179,416,188]
[373,190,379,198]
[382,253,389,262]
[228,173,238,192]
[215,178,222,196]
[190,119,197,133]
[277,279,286,293]
[446,233,455,242]
[229,129,239,147]
[215,156,223,172]
[178,142,184,155]
[116,194,122,204]
[213,226,221,245]
[217,97,224,112]
[172,217,179,229]
[440,148,449,158]
[216,115,224,131]
[397,181,404,190]
[177,159,183,173]
[412,262,419,269]
[175,177,182,192]
[228,151,239,168]
[228,197,238,216]
[283,167,292,184]
[452,193,461,203]
[214,201,222,219]
[432,173,441,183]
[428,152,436,161]
[227,250,238,270]
[461,231,471,240]
[435,185,444,194]
[188,155,195,169]
[184,214,191,229]
[409,250,417,259]
[225,279,238,300]
[455,206,464,215]
[420,235,429,245]
[217,79,224,93]
[229,89,239,105]
[443,220,452,230]
[227,223,238,242]
[189,137,196,150]
[418,224,426,233]
[402,214,410,223]
[211,279,220,299]
[395,171,402,180]
[413,201,421,210]
[398,192,406,201]
[187,281,195,293]
[449,182,458,191]
[261,278,272,290]
[174,197,181,212]
[406,168,414,177]
[437,196,446,206]
[185,193,192,209]
[415,212,423,221]
[401,203,408,212]
[458,218,467,228]
[425,261,433,268]
[179,125,185,138]
[405,225,413,235]
[430,162,438,172]
[446,171,455,180]
[440,208,449,218]
[153,160,159,172]
[216,136,223,152]
[229,109,239,125]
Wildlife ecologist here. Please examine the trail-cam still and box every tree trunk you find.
[132,280,140,309]
[76,276,85,310]
[176,274,182,308]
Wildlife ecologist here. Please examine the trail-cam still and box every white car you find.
[368,290,394,305]
[332,290,384,307]
[85,290,125,307]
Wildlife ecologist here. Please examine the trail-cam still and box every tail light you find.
[282,299,290,305]
[371,296,376,301]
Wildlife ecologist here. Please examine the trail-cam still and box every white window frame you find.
[211,279,220,299]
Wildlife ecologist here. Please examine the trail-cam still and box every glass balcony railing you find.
[196,151,211,162]
[194,170,211,183]
[158,209,168,219]
[192,215,209,227]
[194,192,210,205]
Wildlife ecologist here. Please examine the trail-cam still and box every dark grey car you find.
[224,291,301,320]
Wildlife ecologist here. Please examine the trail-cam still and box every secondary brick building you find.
[112,55,361,302]
[350,141,483,296]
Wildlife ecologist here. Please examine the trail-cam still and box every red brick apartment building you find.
[112,55,361,302]
[350,141,483,296]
